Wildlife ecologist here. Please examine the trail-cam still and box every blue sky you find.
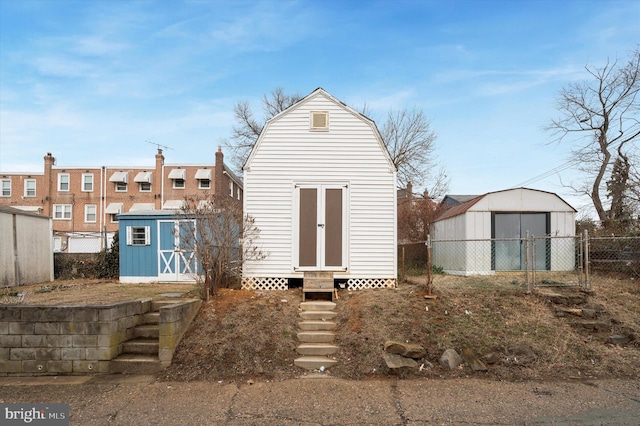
[1,0,639,215]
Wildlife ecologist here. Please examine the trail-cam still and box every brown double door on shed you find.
[297,184,347,271]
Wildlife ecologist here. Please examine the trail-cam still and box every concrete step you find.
[143,312,160,325]
[133,324,159,339]
[303,278,334,289]
[297,331,335,343]
[298,320,337,331]
[110,354,162,374]
[296,343,339,356]
[122,338,159,355]
[151,299,182,311]
[300,301,336,311]
[299,310,337,321]
[294,356,338,370]
[303,271,334,279]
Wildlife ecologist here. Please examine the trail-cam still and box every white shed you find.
[0,206,54,287]
[242,88,397,292]
[430,188,576,275]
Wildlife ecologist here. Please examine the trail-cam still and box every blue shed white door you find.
[294,184,348,271]
[158,219,198,281]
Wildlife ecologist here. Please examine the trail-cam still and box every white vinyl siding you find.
[243,91,396,280]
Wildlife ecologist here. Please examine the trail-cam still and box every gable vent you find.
[310,111,329,130]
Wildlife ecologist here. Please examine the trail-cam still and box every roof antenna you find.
[146,140,173,151]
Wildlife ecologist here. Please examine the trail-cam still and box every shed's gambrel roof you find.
[243,87,396,172]
[435,187,577,222]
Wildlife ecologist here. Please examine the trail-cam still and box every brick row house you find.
[0,148,242,252]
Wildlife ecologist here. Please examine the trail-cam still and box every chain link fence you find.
[400,233,640,290]
[588,236,640,282]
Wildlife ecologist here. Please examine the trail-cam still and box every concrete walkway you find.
[1,376,639,425]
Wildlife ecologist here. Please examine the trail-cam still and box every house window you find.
[126,226,150,246]
[229,181,233,197]
[24,179,36,197]
[111,214,119,223]
[168,168,186,189]
[84,204,97,222]
[109,171,128,191]
[58,173,70,191]
[195,169,211,189]
[134,171,152,192]
[53,204,72,220]
[237,188,240,200]
[82,174,93,192]
[1,178,11,197]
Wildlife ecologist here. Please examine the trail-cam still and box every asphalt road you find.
[1,376,639,425]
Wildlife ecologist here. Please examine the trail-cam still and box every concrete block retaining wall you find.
[159,300,202,367]
[0,299,152,375]
[0,298,200,376]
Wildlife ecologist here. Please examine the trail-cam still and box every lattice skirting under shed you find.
[241,277,288,290]
[241,276,396,291]
[347,278,396,290]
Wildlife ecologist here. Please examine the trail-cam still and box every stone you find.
[553,306,583,317]
[507,344,537,364]
[383,340,427,359]
[461,348,487,372]
[439,349,463,370]
[509,344,536,358]
[383,352,418,369]
[606,335,629,346]
[482,352,501,365]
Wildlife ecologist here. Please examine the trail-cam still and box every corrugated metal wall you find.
[0,209,53,287]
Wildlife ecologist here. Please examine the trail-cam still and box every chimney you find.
[155,149,164,209]
[215,147,225,198]
[406,182,413,200]
[43,153,55,216]
[155,148,164,170]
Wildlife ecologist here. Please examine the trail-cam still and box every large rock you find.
[606,335,630,346]
[439,349,463,370]
[384,340,427,359]
[461,348,488,372]
[383,352,418,369]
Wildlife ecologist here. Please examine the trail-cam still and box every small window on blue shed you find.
[126,226,150,246]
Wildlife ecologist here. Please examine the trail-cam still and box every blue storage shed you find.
[119,211,199,283]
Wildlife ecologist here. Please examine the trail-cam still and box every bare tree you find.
[380,108,448,197]
[226,88,303,169]
[547,48,640,230]
[177,195,267,300]
[397,188,445,243]
[225,88,449,197]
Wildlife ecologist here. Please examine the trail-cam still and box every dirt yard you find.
[3,274,638,382]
